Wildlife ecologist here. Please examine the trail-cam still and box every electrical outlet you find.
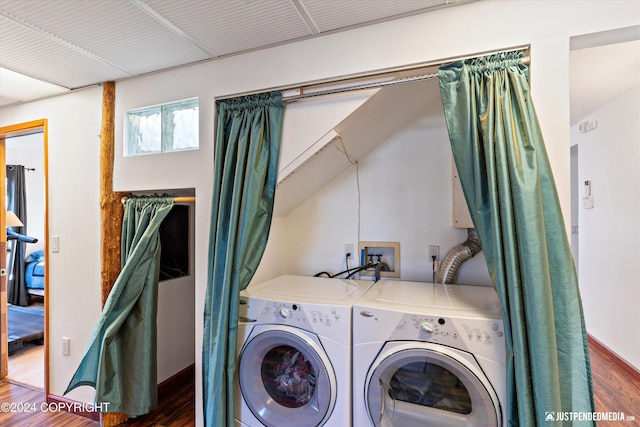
[345,243,354,260]
[429,245,440,260]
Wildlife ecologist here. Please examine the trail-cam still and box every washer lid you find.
[239,325,337,427]
[243,274,374,306]
[365,342,501,427]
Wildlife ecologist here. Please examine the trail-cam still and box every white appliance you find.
[235,274,375,427]
[353,280,507,427]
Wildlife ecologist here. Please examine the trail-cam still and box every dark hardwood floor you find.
[0,381,97,427]
[0,370,194,427]
[589,338,640,424]
[1,339,638,426]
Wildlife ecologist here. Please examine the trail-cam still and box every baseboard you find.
[158,363,195,401]
[46,393,101,422]
[47,363,195,421]
[588,334,640,382]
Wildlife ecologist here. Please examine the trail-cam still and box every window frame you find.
[125,97,199,157]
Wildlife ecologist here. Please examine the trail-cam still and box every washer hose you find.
[434,229,482,284]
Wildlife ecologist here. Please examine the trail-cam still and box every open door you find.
[0,119,49,396]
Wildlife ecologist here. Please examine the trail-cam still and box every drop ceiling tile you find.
[0,0,210,76]
[144,0,312,57]
[299,0,447,33]
[0,0,469,104]
[0,16,130,88]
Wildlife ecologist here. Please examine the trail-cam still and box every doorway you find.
[0,120,49,395]
[569,29,640,367]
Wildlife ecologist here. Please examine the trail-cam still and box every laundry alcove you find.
[258,64,491,286]
[251,49,594,427]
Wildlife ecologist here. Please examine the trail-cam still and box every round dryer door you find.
[239,325,337,427]
[365,343,501,427]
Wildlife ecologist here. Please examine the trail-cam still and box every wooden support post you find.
[98,81,129,427]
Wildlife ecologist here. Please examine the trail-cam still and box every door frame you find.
[0,119,49,396]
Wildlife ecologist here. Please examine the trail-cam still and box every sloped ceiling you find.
[0,0,467,106]
[274,76,440,216]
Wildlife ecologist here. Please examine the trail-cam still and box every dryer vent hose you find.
[434,228,482,284]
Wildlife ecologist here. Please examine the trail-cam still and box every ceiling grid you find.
[0,0,457,104]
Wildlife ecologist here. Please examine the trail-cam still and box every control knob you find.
[419,321,434,335]
[279,308,290,319]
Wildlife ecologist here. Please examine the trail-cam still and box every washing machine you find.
[235,274,375,427]
[353,280,507,427]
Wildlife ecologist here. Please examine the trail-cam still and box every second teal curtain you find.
[439,53,594,426]
[202,91,284,426]
[65,196,174,417]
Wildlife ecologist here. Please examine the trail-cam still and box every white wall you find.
[0,88,196,402]
[273,89,491,285]
[573,84,640,369]
[1,1,638,423]
[1,88,104,404]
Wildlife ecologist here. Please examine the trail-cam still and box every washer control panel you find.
[389,313,506,361]
[260,302,342,327]
[240,298,351,339]
[262,302,311,325]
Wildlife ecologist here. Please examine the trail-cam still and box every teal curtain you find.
[438,53,594,426]
[65,196,174,417]
[202,91,284,426]
[6,165,29,306]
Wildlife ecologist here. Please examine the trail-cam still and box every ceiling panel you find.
[299,0,448,32]
[0,0,635,132]
[0,0,480,105]
[0,0,210,76]
[0,15,130,88]
[144,0,313,57]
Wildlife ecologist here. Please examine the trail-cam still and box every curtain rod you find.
[284,54,530,103]
[283,72,438,103]
[121,196,195,204]
[7,165,36,171]
[216,45,530,103]
[173,196,195,203]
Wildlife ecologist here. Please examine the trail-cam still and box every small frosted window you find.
[126,98,198,156]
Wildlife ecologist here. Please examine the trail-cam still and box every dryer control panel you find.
[389,313,506,362]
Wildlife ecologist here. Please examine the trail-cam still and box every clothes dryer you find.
[353,280,507,426]
[235,274,375,427]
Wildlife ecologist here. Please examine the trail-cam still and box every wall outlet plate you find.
[62,337,70,356]
[345,243,354,260]
[429,245,440,260]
